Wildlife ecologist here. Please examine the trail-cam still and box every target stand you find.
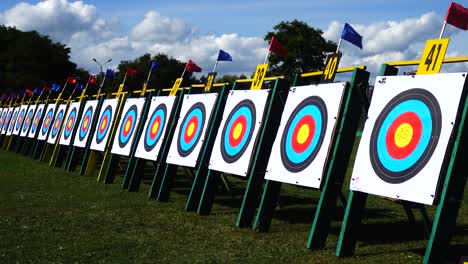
[101,90,152,185]
[336,56,468,264]
[27,95,52,159]
[121,84,186,192]
[194,75,289,228]
[252,66,370,250]
[10,100,32,154]
[147,82,229,208]
[18,93,47,157]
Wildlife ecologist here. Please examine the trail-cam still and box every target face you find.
[166,93,218,168]
[90,99,119,152]
[369,89,441,183]
[28,104,45,138]
[0,109,4,131]
[59,102,81,146]
[111,98,145,156]
[220,100,256,163]
[38,104,56,141]
[264,83,345,188]
[74,100,98,148]
[20,105,37,137]
[1,108,14,135]
[351,73,467,205]
[47,104,67,144]
[7,107,20,135]
[135,96,176,161]
[13,106,28,135]
[209,89,270,176]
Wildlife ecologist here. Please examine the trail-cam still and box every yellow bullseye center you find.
[152,121,160,134]
[394,123,413,148]
[187,122,195,137]
[297,124,310,144]
[124,120,131,132]
[83,119,89,128]
[101,119,107,130]
[233,123,243,139]
[68,119,73,128]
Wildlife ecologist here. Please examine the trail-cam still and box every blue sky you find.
[0,0,466,77]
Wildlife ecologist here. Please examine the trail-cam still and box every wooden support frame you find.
[336,56,468,264]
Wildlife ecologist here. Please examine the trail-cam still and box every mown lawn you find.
[0,148,467,263]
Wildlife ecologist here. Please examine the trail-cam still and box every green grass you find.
[0,148,467,263]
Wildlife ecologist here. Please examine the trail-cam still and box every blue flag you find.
[341,23,363,49]
[150,60,159,71]
[18,89,25,97]
[106,69,115,78]
[76,82,84,90]
[33,87,42,94]
[51,83,61,92]
[217,49,232,61]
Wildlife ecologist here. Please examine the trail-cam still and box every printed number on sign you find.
[204,72,217,92]
[417,38,449,75]
[321,53,342,83]
[250,64,268,90]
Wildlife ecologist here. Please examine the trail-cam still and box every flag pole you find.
[439,21,447,39]
[212,60,219,73]
[181,62,188,78]
[336,37,342,53]
[264,50,271,64]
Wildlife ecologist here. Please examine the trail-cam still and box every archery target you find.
[111,98,145,156]
[135,96,176,161]
[90,99,119,152]
[13,105,29,135]
[265,83,346,188]
[1,108,14,135]
[166,93,218,168]
[351,73,467,205]
[47,104,67,144]
[20,105,37,137]
[28,104,45,138]
[209,89,270,176]
[59,102,81,146]
[73,100,98,148]
[37,104,56,141]
[6,107,20,136]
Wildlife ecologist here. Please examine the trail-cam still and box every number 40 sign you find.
[417,38,450,75]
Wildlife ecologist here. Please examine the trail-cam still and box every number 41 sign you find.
[417,38,450,75]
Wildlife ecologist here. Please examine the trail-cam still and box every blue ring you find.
[96,106,113,144]
[144,104,166,151]
[22,109,34,133]
[223,106,253,156]
[176,102,206,157]
[51,110,64,138]
[63,108,77,139]
[16,109,26,131]
[30,108,43,134]
[79,107,94,141]
[41,109,54,136]
[118,105,138,148]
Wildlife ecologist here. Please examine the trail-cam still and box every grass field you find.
[0,148,467,263]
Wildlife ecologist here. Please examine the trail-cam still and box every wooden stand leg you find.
[156,163,177,202]
[253,180,282,232]
[185,164,211,212]
[103,154,120,184]
[197,170,221,215]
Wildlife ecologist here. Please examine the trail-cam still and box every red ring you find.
[386,112,422,159]
[291,115,315,154]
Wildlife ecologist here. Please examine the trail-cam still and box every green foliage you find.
[114,53,198,92]
[0,26,86,93]
[265,20,337,80]
[216,74,248,85]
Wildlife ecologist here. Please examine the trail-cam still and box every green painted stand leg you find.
[336,191,368,257]
[252,180,282,232]
[196,170,221,214]
[125,158,144,191]
[21,138,30,155]
[236,171,266,228]
[51,145,64,167]
[186,163,213,212]
[157,163,177,201]
[64,146,76,171]
[14,137,22,153]
[103,154,120,184]
[148,161,165,199]
[32,141,44,160]
[79,149,93,175]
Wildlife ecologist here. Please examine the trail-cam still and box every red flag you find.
[67,77,77,85]
[43,85,50,93]
[2,93,7,99]
[269,36,287,56]
[13,93,19,99]
[88,75,97,85]
[25,89,33,96]
[126,68,139,76]
[185,60,202,73]
[445,2,468,30]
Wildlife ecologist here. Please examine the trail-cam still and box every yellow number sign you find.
[250,64,268,90]
[169,78,183,96]
[417,38,450,75]
[204,72,217,92]
[321,53,342,83]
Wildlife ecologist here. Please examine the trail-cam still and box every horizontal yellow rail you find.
[110,91,128,96]
[132,89,156,94]
[386,56,468,67]
[191,82,229,88]
[161,87,191,92]
[235,76,285,83]
[301,65,366,78]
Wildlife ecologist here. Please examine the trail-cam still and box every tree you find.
[216,74,247,85]
[114,53,198,92]
[265,20,337,80]
[0,26,86,93]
